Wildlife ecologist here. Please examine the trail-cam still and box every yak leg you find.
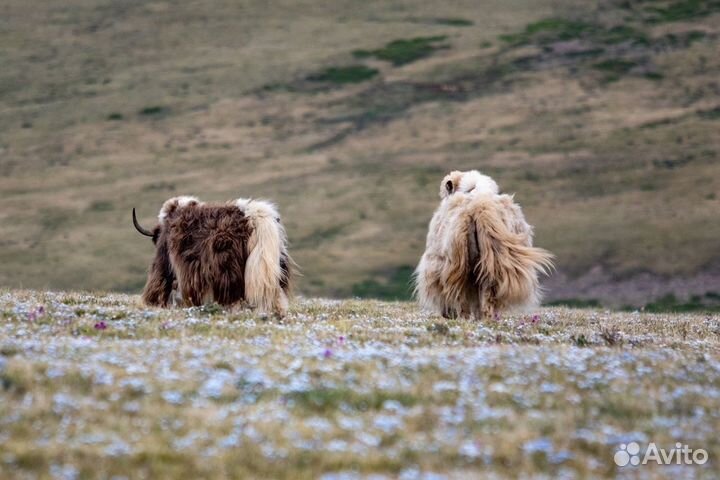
[180,286,194,307]
[460,294,475,319]
[170,280,183,307]
[272,290,289,319]
[480,288,495,321]
[229,299,250,313]
[180,274,205,307]
[142,241,175,307]
[469,288,482,321]
[441,304,458,319]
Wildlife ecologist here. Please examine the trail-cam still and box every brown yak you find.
[133,196,292,317]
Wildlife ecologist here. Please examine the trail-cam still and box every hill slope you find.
[1,0,719,305]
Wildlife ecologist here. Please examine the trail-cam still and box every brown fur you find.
[141,226,175,307]
[167,204,251,307]
[136,197,293,316]
[445,196,554,319]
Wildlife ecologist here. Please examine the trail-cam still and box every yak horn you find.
[132,208,154,237]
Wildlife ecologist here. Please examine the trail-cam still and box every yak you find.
[414,170,554,320]
[133,196,293,317]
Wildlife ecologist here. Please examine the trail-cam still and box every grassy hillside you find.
[1,0,719,305]
[1,290,719,478]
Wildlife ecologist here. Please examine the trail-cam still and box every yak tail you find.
[443,198,554,312]
[242,200,290,316]
[471,200,554,309]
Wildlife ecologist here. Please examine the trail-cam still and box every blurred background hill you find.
[1,0,719,308]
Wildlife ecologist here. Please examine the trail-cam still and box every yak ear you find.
[440,172,460,199]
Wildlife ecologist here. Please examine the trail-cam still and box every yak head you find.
[440,170,499,199]
[133,196,202,243]
[133,196,201,307]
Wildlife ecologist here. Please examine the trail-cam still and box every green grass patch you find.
[661,30,707,47]
[640,293,720,313]
[640,181,657,191]
[593,59,637,73]
[498,18,651,51]
[545,298,601,308]
[296,224,346,247]
[432,18,473,27]
[499,18,593,45]
[40,208,73,232]
[142,181,176,192]
[307,65,379,84]
[138,106,170,117]
[0,341,20,356]
[593,59,638,82]
[88,200,114,212]
[107,112,123,121]
[523,171,541,182]
[599,25,649,45]
[351,265,414,300]
[640,117,680,129]
[698,106,720,120]
[644,0,720,23]
[652,156,692,169]
[684,30,708,42]
[524,18,592,37]
[0,362,32,396]
[286,387,417,413]
[353,36,448,66]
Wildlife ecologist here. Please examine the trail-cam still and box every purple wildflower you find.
[323,349,333,358]
[338,335,345,345]
[27,306,46,322]
[94,321,107,330]
[531,314,540,324]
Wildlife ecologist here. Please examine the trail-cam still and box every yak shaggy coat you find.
[414,170,554,320]
[136,196,292,316]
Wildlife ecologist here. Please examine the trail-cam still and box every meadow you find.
[1,289,719,478]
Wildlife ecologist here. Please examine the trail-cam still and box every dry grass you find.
[1,289,719,478]
[1,0,719,304]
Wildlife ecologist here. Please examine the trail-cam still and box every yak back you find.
[167,204,252,306]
